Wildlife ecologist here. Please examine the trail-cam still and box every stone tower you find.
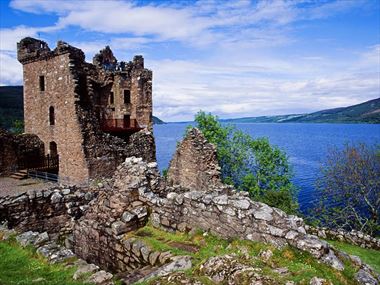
[17,37,154,184]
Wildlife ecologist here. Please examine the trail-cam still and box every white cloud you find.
[3,0,379,121]
[0,52,22,86]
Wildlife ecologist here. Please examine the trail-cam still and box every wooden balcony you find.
[101,118,142,134]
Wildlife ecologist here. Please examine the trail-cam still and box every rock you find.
[131,206,148,219]
[16,231,39,246]
[350,255,362,267]
[73,263,99,280]
[121,211,136,223]
[137,256,192,283]
[111,221,127,235]
[34,232,49,246]
[87,270,113,285]
[51,192,62,203]
[310,277,327,285]
[253,205,273,221]
[259,249,273,262]
[149,251,160,265]
[214,194,228,205]
[321,250,344,271]
[355,269,378,285]
[230,198,251,210]
[62,188,71,195]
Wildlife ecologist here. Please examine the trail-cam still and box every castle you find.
[16,37,155,184]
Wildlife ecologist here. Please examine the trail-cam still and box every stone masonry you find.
[0,129,44,174]
[167,128,222,191]
[17,37,154,184]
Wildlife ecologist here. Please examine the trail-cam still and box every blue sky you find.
[0,0,379,121]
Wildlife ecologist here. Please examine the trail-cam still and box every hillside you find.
[0,86,24,129]
[221,98,380,124]
[0,86,165,128]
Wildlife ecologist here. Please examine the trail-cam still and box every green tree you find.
[12,119,24,134]
[193,111,298,214]
[313,143,380,235]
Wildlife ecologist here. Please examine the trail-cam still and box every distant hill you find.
[221,98,380,124]
[0,86,24,129]
[0,86,165,129]
[152,116,165,124]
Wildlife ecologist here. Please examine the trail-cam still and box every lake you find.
[153,123,380,212]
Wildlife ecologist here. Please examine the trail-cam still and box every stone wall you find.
[73,157,162,272]
[167,128,222,191]
[0,186,95,237]
[306,225,380,250]
[0,129,44,174]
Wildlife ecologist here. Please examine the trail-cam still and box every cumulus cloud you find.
[2,0,379,121]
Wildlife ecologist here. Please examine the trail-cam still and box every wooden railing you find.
[101,119,141,133]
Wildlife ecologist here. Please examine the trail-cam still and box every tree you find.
[12,119,24,134]
[313,143,380,235]
[193,111,298,214]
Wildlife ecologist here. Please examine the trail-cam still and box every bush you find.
[193,111,298,214]
[313,143,380,235]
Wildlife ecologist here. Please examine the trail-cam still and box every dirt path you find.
[0,177,57,197]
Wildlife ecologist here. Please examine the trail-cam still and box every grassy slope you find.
[0,238,88,285]
[130,226,360,285]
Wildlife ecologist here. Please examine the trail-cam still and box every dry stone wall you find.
[0,186,95,237]
[306,225,380,250]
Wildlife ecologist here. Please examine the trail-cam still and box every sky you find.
[0,0,379,122]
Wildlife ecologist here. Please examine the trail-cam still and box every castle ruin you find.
[16,37,155,184]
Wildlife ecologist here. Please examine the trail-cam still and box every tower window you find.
[39,76,45,91]
[49,106,55,125]
[110,91,114,104]
[124,90,131,104]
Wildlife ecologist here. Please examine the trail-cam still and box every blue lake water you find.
[153,123,380,212]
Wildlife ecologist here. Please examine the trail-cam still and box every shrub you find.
[193,111,298,214]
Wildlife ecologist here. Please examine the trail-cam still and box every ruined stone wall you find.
[73,157,160,271]
[167,128,222,191]
[0,129,44,174]
[306,225,380,250]
[0,186,95,237]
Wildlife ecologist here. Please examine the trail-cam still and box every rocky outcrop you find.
[167,128,222,191]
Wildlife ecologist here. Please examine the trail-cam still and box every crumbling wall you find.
[0,129,44,174]
[73,157,161,272]
[306,225,380,250]
[167,128,222,191]
[0,186,95,237]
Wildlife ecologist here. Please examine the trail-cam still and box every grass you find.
[129,226,360,285]
[0,237,89,285]
[328,240,380,274]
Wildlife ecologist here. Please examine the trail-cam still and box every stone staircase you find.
[10,169,28,180]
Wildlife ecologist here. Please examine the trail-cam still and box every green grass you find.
[130,226,360,285]
[0,238,89,285]
[328,240,380,274]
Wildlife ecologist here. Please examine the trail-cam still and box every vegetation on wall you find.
[312,143,380,235]
[192,111,298,214]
